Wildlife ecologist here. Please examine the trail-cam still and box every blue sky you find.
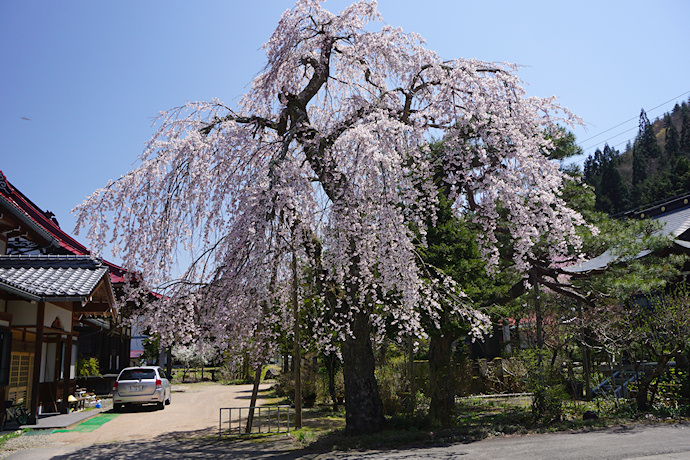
[1,0,689,263]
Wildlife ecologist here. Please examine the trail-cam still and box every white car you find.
[112,366,171,412]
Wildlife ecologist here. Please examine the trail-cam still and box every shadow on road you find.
[48,428,318,459]
[233,389,277,401]
[108,404,162,414]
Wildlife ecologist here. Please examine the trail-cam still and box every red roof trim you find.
[0,170,132,284]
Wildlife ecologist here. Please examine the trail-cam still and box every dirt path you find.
[71,382,273,443]
[3,382,283,459]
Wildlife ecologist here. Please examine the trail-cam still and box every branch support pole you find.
[292,247,302,428]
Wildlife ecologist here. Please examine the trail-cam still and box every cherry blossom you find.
[74,0,585,433]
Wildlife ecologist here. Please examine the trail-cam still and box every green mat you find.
[53,413,120,433]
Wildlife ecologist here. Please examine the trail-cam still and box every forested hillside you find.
[583,99,690,214]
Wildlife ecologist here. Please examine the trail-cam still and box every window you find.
[119,369,156,380]
[8,352,32,406]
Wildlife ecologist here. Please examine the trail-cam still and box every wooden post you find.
[29,301,45,424]
[61,335,73,413]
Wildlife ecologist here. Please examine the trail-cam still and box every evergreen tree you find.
[632,145,647,187]
[637,109,662,159]
[586,104,690,215]
[590,145,629,214]
[680,109,690,156]
[664,115,680,158]
[671,157,690,194]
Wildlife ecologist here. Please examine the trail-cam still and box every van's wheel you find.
[165,394,171,405]
[114,403,123,413]
[157,401,165,410]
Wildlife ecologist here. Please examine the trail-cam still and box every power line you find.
[577,90,690,153]
[581,126,638,153]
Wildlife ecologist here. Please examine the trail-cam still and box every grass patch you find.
[287,396,690,454]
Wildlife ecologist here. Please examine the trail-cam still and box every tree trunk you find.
[341,310,384,434]
[582,344,592,400]
[292,249,302,428]
[407,335,415,413]
[428,334,455,425]
[635,355,671,411]
[166,347,172,381]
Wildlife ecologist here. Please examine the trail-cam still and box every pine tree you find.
[637,109,662,159]
[664,115,681,158]
[632,144,647,187]
[680,109,690,155]
[594,145,629,214]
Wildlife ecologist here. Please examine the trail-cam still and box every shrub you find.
[76,356,100,377]
[376,355,409,416]
[532,385,566,424]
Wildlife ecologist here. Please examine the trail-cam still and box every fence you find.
[218,405,293,438]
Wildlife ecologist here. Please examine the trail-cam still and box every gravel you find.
[1,430,69,459]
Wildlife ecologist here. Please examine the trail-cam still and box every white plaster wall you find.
[44,302,72,333]
[40,342,57,383]
[6,300,37,326]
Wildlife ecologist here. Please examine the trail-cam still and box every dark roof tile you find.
[0,255,110,300]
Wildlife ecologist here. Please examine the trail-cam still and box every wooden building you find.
[0,171,130,423]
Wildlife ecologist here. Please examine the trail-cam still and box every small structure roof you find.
[564,194,690,275]
[0,255,114,306]
[655,205,690,239]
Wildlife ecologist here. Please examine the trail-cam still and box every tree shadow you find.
[48,429,315,459]
[233,388,277,401]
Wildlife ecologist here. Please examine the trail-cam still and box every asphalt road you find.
[319,422,690,460]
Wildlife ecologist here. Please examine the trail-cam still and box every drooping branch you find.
[199,113,279,137]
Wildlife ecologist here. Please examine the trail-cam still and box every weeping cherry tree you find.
[75,0,587,434]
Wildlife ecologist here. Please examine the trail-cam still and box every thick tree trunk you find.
[429,334,455,425]
[341,310,384,434]
[636,355,671,411]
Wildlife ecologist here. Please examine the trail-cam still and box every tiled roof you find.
[0,170,131,284]
[564,201,690,275]
[656,206,690,239]
[0,255,110,301]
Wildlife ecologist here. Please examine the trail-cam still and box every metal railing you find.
[218,405,292,438]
